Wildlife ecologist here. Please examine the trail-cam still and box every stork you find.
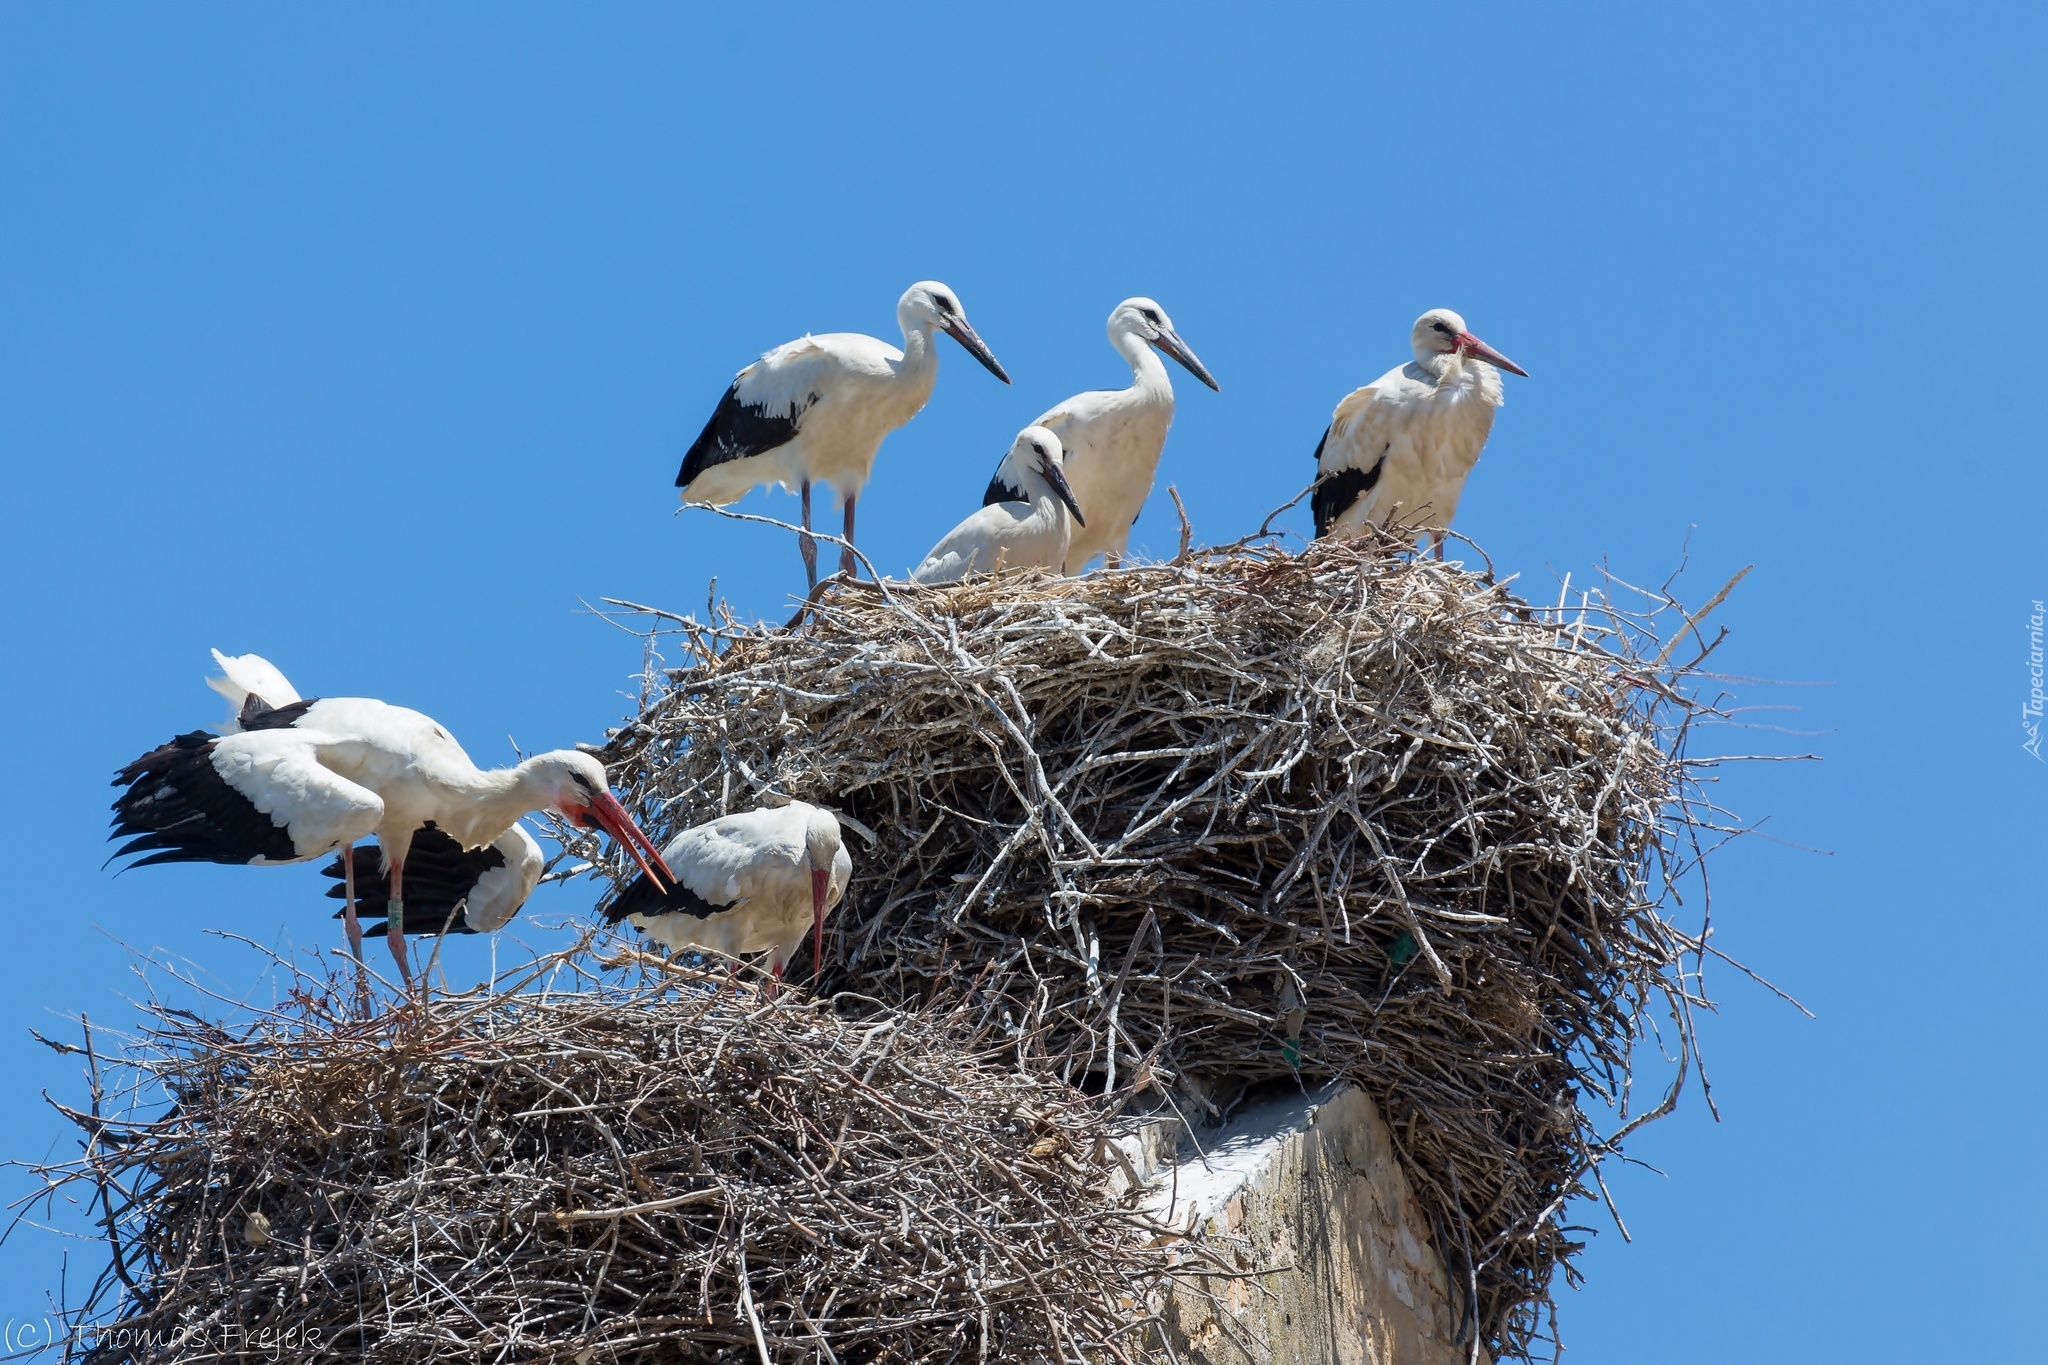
[912,426,1082,585]
[110,651,673,993]
[323,822,543,940]
[604,801,851,998]
[982,297,1218,572]
[676,281,1011,590]
[1311,309,1528,555]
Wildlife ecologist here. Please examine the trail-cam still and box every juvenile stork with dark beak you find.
[1311,308,1529,556]
[605,801,851,998]
[913,426,1084,584]
[983,297,1218,572]
[677,281,1011,589]
[109,651,675,992]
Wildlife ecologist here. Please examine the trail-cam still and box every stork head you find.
[527,750,676,890]
[1110,298,1221,392]
[798,804,849,976]
[1004,425,1085,528]
[900,281,1010,384]
[1411,309,1528,377]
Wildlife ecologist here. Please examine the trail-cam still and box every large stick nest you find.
[593,534,1720,1360]
[29,968,1177,1362]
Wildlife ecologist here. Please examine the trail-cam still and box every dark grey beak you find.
[943,317,1011,384]
[1041,458,1085,528]
[1151,327,1220,392]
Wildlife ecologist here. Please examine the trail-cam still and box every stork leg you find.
[1432,531,1447,561]
[385,861,415,996]
[766,957,786,1003]
[339,842,370,1015]
[839,496,858,580]
[798,480,819,591]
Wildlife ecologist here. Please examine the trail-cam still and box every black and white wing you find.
[1310,380,1398,538]
[675,337,831,500]
[602,863,733,926]
[111,718,381,869]
[324,822,543,936]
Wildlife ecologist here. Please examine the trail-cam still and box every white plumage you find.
[452,823,545,934]
[112,653,674,993]
[1311,309,1528,555]
[611,801,852,993]
[207,648,302,731]
[206,724,384,860]
[996,297,1217,573]
[676,281,1011,588]
[913,427,1084,585]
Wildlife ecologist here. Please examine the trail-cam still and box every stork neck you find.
[448,761,555,836]
[895,317,938,381]
[1114,329,1173,396]
[1023,478,1063,521]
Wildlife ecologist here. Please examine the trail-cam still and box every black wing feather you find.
[676,382,811,491]
[1311,440,1387,538]
[981,470,1027,507]
[239,695,320,731]
[603,868,732,925]
[323,824,507,937]
[109,731,298,867]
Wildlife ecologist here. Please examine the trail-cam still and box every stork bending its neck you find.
[111,651,675,1002]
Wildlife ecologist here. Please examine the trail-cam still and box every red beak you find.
[1455,332,1529,378]
[810,866,831,977]
[584,790,676,891]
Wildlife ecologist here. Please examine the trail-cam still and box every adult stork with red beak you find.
[1311,308,1529,556]
[676,281,1011,589]
[109,651,675,993]
[604,802,851,999]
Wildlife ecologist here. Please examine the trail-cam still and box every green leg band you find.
[388,898,404,936]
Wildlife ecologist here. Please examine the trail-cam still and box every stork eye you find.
[1142,309,1161,324]
[1433,321,1455,335]
[571,771,598,796]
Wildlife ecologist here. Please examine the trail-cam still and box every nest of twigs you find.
[30,963,1179,1362]
[591,530,1727,1360]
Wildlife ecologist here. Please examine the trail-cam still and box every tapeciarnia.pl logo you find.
[2025,599,2044,759]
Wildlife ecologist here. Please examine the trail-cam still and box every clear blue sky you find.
[1,5,2041,1356]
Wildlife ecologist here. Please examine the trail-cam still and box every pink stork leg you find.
[386,860,415,994]
[340,842,370,1013]
[798,480,819,591]
[339,842,364,962]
